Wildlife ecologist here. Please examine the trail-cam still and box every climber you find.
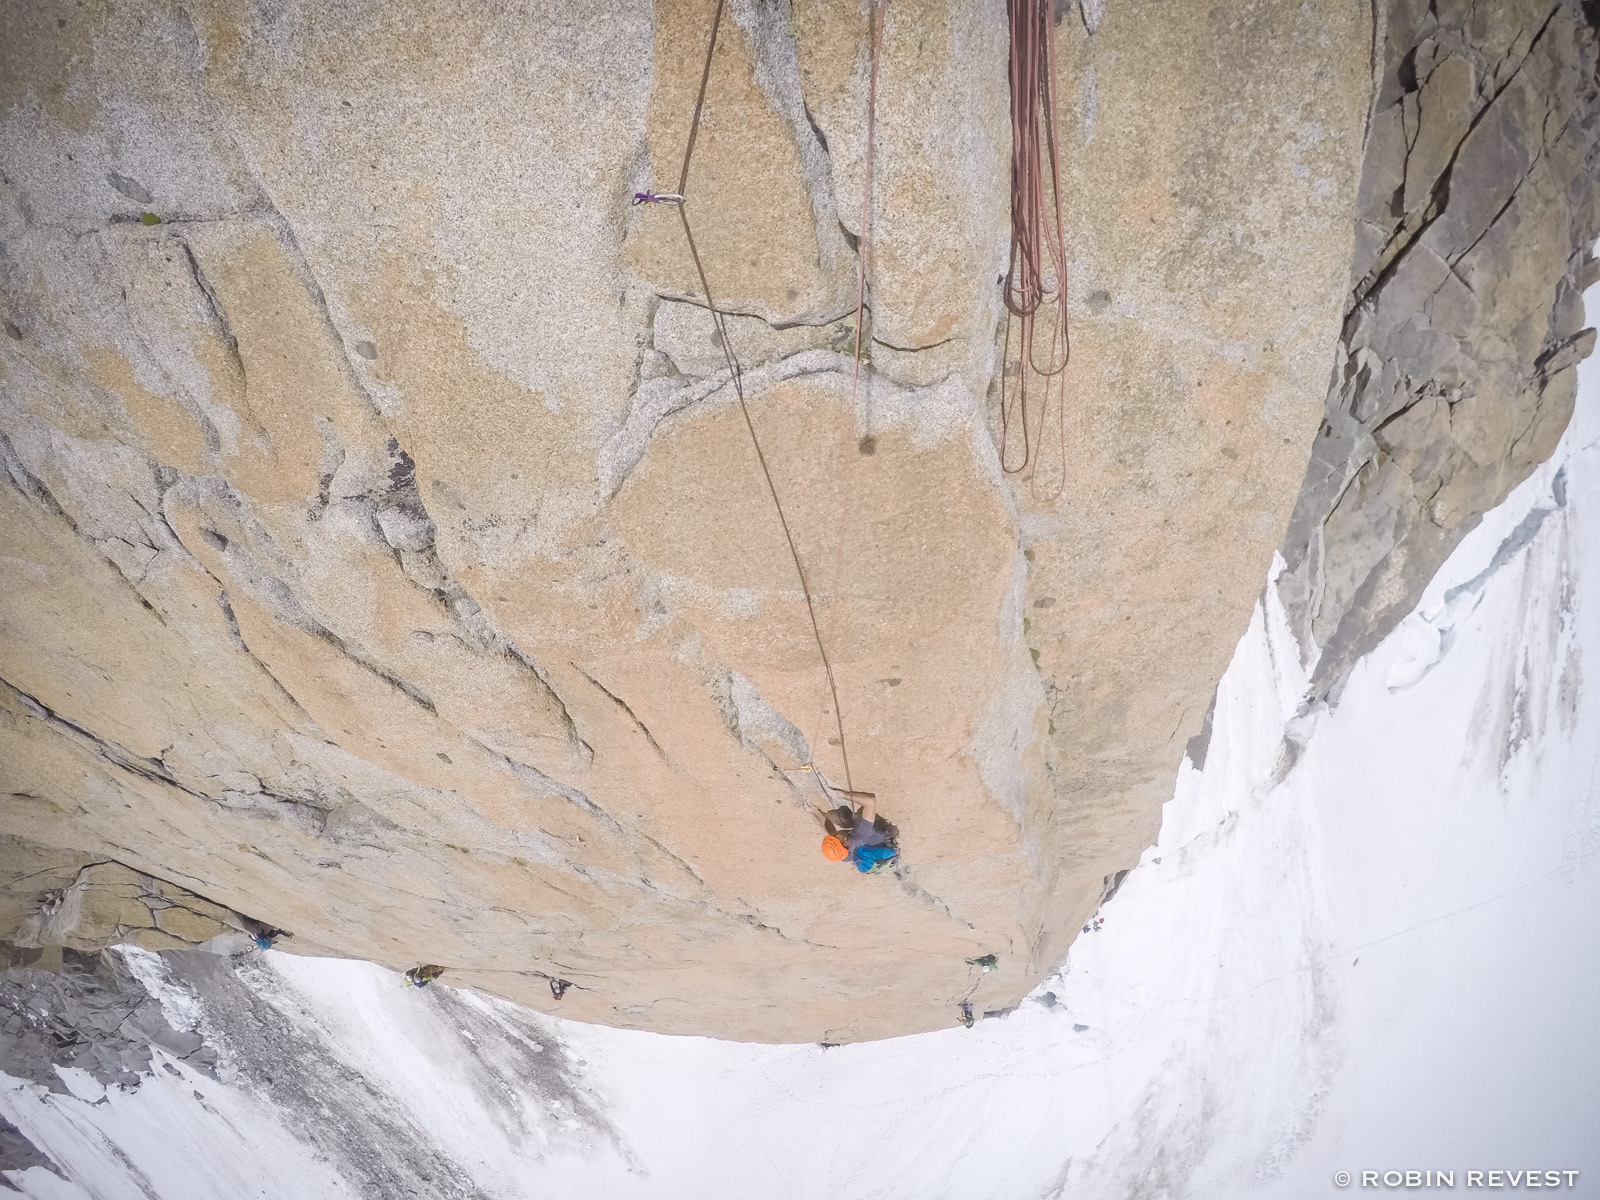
[241,918,289,950]
[819,781,898,874]
[405,964,445,987]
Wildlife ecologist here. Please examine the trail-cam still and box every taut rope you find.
[639,0,857,792]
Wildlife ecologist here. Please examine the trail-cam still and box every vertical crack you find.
[174,236,245,388]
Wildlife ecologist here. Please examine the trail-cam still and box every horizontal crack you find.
[601,348,863,494]
[654,292,859,332]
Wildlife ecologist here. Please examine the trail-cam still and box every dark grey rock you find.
[0,1114,66,1189]
[106,171,153,205]
[0,950,163,1091]
[1279,0,1600,698]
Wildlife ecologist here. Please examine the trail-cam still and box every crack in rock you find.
[1275,0,1600,696]
[572,666,667,758]
[600,347,858,493]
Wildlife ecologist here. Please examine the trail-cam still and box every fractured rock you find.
[1278,0,1600,697]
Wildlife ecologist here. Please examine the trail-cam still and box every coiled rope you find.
[1000,0,1071,501]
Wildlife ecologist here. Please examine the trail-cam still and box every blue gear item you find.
[851,844,899,873]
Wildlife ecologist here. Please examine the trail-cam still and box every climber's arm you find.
[829,787,876,824]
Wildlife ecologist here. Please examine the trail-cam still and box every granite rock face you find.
[0,834,247,954]
[5,0,1369,1041]
[1277,0,1600,698]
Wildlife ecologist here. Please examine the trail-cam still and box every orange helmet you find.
[821,834,848,862]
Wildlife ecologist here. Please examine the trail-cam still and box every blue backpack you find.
[852,844,899,874]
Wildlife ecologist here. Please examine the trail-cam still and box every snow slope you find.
[4,295,1599,1198]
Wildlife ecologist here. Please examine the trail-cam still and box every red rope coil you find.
[1000,0,1071,501]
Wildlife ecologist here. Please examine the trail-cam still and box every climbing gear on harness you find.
[405,964,445,987]
[967,954,999,972]
[821,834,849,862]
[645,0,856,793]
[1000,0,1072,501]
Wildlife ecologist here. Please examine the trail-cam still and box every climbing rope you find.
[811,0,888,803]
[639,0,856,792]
[999,0,1071,501]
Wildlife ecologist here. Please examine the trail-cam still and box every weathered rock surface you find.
[0,945,217,1094]
[1,834,247,953]
[4,0,1371,1041]
[1277,0,1600,698]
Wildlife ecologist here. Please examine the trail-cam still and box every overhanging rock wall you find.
[1,0,1369,1041]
